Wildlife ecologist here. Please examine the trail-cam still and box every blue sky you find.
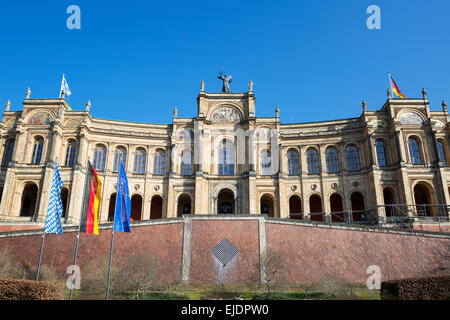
[0,0,449,124]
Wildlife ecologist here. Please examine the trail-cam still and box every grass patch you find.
[253,292,325,300]
[143,292,189,300]
[62,282,381,300]
[354,290,381,300]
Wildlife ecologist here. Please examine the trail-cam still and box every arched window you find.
[218,140,234,175]
[93,145,107,172]
[31,137,44,164]
[375,140,387,167]
[180,150,192,176]
[325,147,339,173]
[153,149,166,175]
[113,147,127,172]
[2,139,14,167]
[133,148,146,174]
[345,145,360,171]
[260,149,271,175]
[287,149,300,175]
[437,140,447,166]
[307,148,319,174]
[408,137,422,164]
[65,140,77,166]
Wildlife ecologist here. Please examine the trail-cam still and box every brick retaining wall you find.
[0,216,448,284]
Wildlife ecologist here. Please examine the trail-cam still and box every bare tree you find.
[118,251,160,299]
[316,273,353,298]
[82,248,160,299]
[0,246,27,280]
[259,249,286,294]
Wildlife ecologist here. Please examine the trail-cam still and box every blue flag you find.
[44,161,64,235]
[114,162,131,233]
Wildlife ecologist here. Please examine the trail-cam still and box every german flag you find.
[390,75,407,99]
[80,161,102,235]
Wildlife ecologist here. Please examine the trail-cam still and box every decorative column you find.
[0,127,24,219]
[367,134,375,166]
[248,131,257,214]
[394,128,414,208]
[194,122,205,215]
[36,125,63,222]
[67,131,88,224]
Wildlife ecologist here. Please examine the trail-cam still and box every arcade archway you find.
[217,189,235,214]
[20,183,38,217]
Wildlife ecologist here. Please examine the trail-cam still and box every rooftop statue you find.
[218,71,232,93]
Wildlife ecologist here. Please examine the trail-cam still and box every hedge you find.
[0,278,63,300]
[381,275,450,300]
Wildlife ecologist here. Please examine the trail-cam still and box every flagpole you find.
[36,231,46,281]
[388,72,394,99]
[106,162,121,300]
[69,156,91,300]
[105,224,115,300]
[36,157,58,281]
[59,74,65,98]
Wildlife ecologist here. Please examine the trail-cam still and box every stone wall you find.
[0,216,448,285]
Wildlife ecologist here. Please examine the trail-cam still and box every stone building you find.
[0,82,449,226]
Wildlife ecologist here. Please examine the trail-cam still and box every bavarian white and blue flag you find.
[44,161,64,235]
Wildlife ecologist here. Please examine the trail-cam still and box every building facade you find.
[0,82,449,226]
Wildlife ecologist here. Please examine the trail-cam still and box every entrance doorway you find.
[309,194,323,222]
[177,194,192,217]
[20,183,38,217]
[413,183,433,216]
[217,189,235,214]
[150,195,163,219]
[260,194,275,217]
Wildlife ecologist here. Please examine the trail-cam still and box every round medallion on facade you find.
[154,185,160,191]
[331,183,338,189]
[311,184,317,191]
[134,184,140,190]
[211,107,241,124]
[291,185,297,191]
[377,120,386,128]
[352,181,359,188]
